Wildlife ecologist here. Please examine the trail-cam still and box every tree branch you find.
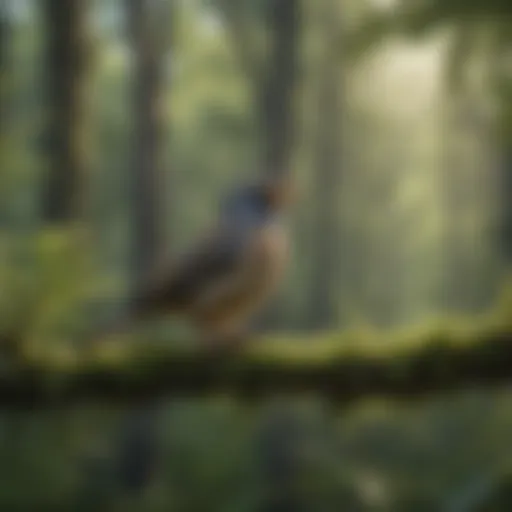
[1,320,512,409]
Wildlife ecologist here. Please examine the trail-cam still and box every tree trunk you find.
[254,3,303,510]
[258,0,299,179]
[0,5,11,189]
[308,0,343,330]
[492,26,512,268]
[115,0,170,498]
[41,0,89,223]
[128,0,167,280]
[0,4,9,118]
[256,0,300,331]
[439,27,503,313]
[499,152,512,265]
[439,27,477,313]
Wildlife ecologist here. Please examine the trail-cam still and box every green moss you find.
[0,276,510,407]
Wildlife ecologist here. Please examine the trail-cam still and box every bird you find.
[105,174,294,348]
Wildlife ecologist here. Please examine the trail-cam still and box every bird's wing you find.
[132,224,250,316]
[192,222,288,314]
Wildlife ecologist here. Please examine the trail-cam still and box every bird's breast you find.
[192,222,289,328]
[249,222,288,283]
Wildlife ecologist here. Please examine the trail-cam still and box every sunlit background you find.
[1,0,512,510]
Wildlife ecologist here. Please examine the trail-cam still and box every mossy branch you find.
[1,318,512,408]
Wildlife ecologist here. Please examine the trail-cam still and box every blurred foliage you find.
[0,229,119,346]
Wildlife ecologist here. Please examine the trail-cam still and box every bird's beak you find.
[265,175,296,210]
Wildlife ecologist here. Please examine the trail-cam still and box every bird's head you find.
[222,174,296,225]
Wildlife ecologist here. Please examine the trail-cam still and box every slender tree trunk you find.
[41,0,88,223]
[115,0,170,498]
[0,5,11,195]
[499,151,512,265]
[258,0,299,180]
[308,0,343,330]
[128,0,167,280]
[254,3,303,511]
[440,27,502,312]
[438,27,476,313]
[0,4,9,120]
[492,26,512,268]
[256,0,300,331]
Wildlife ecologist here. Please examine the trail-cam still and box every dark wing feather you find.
[131,225,246,316]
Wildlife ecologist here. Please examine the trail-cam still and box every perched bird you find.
[114,174,294,346]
